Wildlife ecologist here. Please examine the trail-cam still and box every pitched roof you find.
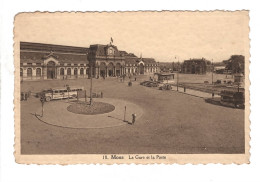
[183,58,207,64]
[20,51,88,64]
[20,42,89,54]
[142,58,157,64]
[125,57,139,65]
[89,44,122,57]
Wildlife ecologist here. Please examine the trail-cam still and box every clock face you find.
[108,47,114,55]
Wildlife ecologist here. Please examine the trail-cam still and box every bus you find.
[43,86,84,101]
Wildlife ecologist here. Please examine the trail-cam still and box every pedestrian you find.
[132,113,136,125]
[24,92,28,101]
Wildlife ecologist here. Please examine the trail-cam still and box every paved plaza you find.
[20,75,245,154]
[35,98,143,129]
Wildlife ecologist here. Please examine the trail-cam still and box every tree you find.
[225,55,245,74]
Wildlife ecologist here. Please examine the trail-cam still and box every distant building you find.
[20,42,159,80]
[181,58,208,74]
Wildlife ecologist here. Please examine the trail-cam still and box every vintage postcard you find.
[14,11,250,164]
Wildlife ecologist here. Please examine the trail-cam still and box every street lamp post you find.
[90,63,93,105]
[176,56,180,92]
[211,59,214,98]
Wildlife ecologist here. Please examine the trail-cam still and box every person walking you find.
[132,113,136,125]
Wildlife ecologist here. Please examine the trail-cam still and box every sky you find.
[15,11,249,62]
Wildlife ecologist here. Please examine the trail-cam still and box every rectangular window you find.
[27,63,32,66]
[36,63,41,66]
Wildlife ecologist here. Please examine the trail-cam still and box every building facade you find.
[181,58,208,74]
[20,42,159,81]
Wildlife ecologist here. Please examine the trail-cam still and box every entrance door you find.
[115,63,121,76]
[108,70,113,76]
[107,63,114,77]
[140,63,144,74]
[191,65,195,74]
[47,61,56,79]
[100,62,106,78]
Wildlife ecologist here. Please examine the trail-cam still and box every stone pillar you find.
[43,66,47,80]
[57,67,60,79]
[71,68,74,76]
[83,68,86,77]
[95,67,98,78]
[32,68,36,80]
[23,68,27,80]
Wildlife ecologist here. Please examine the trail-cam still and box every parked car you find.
[140,81,159,87]
[159,84,172,90]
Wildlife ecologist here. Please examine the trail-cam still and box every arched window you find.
[60,68,64,75]
[74,68,78,75]
[80,68,84,75]
[67,68,71,75]
[20,68,23,77]
[36,68,41,77]
[27,68,32,77]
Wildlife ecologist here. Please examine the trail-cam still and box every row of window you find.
[21,63,87,66]
[21,66,157,77]
[60,68,88,75]
[52,88,83,93]
[127,68,157,72]
[20,68,89,77]
[126,64,158,67]
[20,68,41,77]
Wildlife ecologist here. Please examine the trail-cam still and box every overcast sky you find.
[15,11,249,62]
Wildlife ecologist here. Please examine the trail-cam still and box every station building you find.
[20,42,159,81]
[181,58,208,74]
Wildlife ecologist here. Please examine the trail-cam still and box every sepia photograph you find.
[14,11,250,164]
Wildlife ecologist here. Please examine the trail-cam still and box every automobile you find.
[140,81,150,86]
[150,82,159,87]
[215,80,222,84]
[140,81,159,87]
[159,84,172,90]
[227,80,233,84]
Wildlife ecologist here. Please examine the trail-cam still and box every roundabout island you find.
[67,101,115,115]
